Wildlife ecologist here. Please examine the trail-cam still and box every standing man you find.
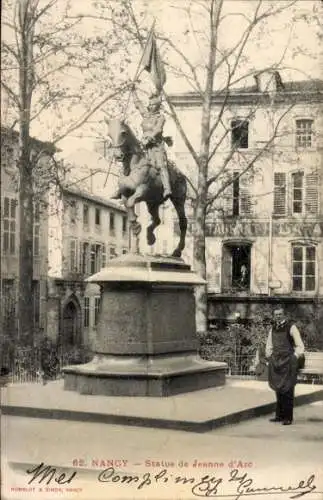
[133,89,172,201]
[266,305,305,425]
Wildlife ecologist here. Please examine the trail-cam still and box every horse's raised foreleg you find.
[126,184,147,211]
[146,202,161,247]
[171,197,187,258]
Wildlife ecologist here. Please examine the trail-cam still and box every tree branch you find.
[52,83,133,144]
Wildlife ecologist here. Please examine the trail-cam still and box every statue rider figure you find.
[133,89,172,201]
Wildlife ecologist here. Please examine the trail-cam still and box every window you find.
[122,248,128,255]
[70,200,77,224]
[81,242,105,274]
[90,244,96,274]
[90,244,103,274]
[109,245,117,259]
[84,297,90,327]
[95,244,102,272]
[231,120,249,149]
[95,207,101,226]
[83,204,89,226]
[81,242,90,274]
[102,244,107,267]
[94,296,101,326]
[223,172,251,216]
[273,173,287,216]
[292,172,304,214]
[273,171,319,216]
[122,215,127,235]
[222,243,251,291]
[1,144,15,170]
[109,212,115,235]
[296,119,313,148]
[3,197,17,254]
[69,239,78,272]
[292,245,316,292]
[33,203,40,256]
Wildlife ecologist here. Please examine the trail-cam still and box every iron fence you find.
[2,349,320,386]
[0,346,92,385]
[1,349,260,384]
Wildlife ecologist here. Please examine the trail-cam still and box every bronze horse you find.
[107,118,187,258]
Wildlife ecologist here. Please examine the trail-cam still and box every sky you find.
[2,0,322,158]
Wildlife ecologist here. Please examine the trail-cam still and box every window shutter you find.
[273,172,286,216]
[222,179,233,216]
[76,240,79,272]
[305,172,319,214]
[70,239,76,271]
[79,242,83,272]
[240,174,252,215]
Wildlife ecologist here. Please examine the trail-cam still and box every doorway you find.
[62,299,81,346]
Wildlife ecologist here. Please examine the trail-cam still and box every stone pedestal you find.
[63,254,226,397]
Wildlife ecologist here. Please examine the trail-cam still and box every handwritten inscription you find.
[97,467,317,498]
[23,463,317,498]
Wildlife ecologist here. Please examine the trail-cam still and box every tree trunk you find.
[193,185,208,334]
[18,2,35,345]
[193,0,222,335]
[18,139,34,345]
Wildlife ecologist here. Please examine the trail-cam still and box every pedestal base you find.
[63,354,226,397]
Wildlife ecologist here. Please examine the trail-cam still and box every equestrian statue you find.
[106,88,187,258]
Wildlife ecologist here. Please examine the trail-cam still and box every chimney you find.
[254,71,284,93]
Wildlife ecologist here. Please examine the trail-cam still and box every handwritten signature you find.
[98,467,317,498]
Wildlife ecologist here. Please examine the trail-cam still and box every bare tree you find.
[1,0,135,343]
[97,0,310,333]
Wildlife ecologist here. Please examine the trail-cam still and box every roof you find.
[169,78,323,107]
[231,78,323,94]
[62,184,127,213]
[1,126,58,154]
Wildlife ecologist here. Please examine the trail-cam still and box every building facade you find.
[1,128,131,352]
[47,185,130,349]
[171,73,323,346]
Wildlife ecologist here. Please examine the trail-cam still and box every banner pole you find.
[122,20,156,119]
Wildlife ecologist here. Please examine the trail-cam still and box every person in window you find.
[240,264,248,287]
[133,89,172,201]
[265,306,305,425]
